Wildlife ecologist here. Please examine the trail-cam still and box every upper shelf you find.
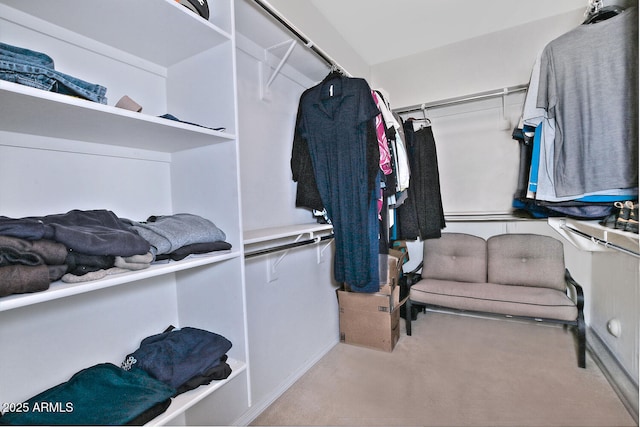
[0,0,232,68]
[0,82,235,152]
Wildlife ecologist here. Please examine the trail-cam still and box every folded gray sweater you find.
[124,214,226,257]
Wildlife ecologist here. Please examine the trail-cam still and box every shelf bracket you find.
[317,237,332,264]
[259,39,297,101]
[266,231,307,282]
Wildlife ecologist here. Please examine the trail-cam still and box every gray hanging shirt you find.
[537,7,638,197]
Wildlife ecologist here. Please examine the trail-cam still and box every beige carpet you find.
[251,310,636,427]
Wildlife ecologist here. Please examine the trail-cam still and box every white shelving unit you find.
[0,1,249,425]
[549,217,639,257]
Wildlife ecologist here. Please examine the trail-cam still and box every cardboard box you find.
[379,254,401,296]
[338,286,401,352]
[389,247,408,265]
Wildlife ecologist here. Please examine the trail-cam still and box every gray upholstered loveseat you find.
[405,233,586,368]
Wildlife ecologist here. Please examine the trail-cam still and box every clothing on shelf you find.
[122,326,233,395]
[0,210,232,298]
[0,210,150,257]
[0,326,234,425]
[0,363,175,426]
[0,42,107,104]
[123,213,227,259]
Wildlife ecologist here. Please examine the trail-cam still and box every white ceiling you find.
[307,0,588,65]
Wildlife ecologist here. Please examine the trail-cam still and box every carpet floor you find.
[251,310,636,427]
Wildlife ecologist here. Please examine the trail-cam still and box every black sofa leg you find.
[577,312,586,368]
[405,299,412,336]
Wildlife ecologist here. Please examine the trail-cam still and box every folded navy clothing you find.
[176,355,232,395]
[158,113,225,132]
[0,363,175,426]
[0,210,150,257]
[122,326,232,392]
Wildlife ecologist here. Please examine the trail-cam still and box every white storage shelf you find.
[151,358,247,426]
[0,0,248,424]
[0,251,240,313]
[0,82,235,152]
[0,0,232,68]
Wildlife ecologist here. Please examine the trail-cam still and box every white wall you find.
[235,34,340,422]
[365,10,587,217]
[259,0,371,78]
[236,44,318,230]
[370,8,585,109]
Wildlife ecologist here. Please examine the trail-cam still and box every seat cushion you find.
[422,233,487,283]
[487,234,566,291]
[410,278,577,321]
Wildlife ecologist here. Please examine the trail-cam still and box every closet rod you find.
[394,84,529,115]
[245,233,334,259]
[251,0,341,71]
[561,224,640,258]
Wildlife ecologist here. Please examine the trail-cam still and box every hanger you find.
[322,64,344,82]
[419,104,432,128]
[583,0,625,24]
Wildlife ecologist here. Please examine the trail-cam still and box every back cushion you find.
[487,234,565,291]
[422,233,487,283]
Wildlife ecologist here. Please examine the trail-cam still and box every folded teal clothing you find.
[0,363,175,426]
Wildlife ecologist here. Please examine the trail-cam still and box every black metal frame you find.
[404,265,586,368]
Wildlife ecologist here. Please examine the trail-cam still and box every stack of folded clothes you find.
[0,42,107,104]
[0,210,231,297]
[0,235,68,297]
[0,363,176,426]
[0,209,151,296]
[122,326,233,395]
[123,213,231,261]
[0,326,233,425]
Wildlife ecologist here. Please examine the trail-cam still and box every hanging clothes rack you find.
[394,84,528,115]
[251,0,347,74]
[244,233,334,259]
[561,224,640,258]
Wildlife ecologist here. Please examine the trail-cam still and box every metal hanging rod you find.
[251,0,343,72]
[394,84,529,115]
[561,224,640,258]
[245,233,334,259]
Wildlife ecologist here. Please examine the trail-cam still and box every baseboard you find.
[234,338,339,426]
[587,327,639,424]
